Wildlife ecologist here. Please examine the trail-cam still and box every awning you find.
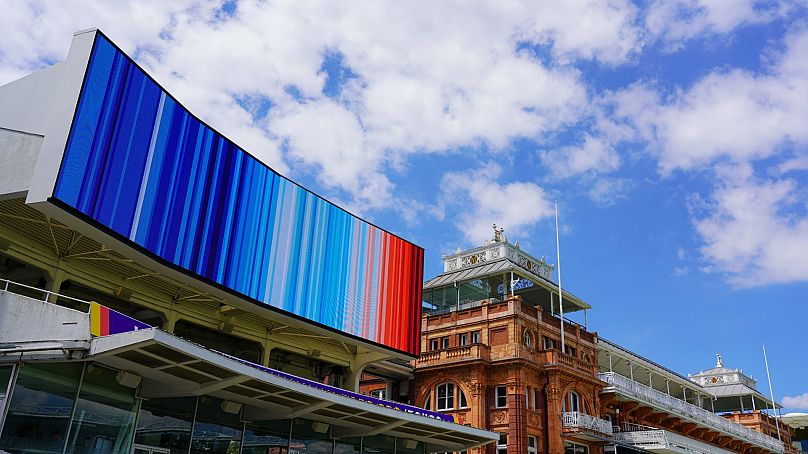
[89,328,497,452]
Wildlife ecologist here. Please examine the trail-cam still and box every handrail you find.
[600,372,784,453]
[617,429,736,454]
[562,411,613,434]
[0,277,93,310]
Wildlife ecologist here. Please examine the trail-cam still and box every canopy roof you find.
[90,328,497,452]
[423,258,590,314]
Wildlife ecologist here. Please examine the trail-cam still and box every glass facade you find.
[243,419,291,454]
[135,396,197,454]
[64,364,140,453]
[0,362,427,454]
[191,396,242,454]
[0,362,84,454]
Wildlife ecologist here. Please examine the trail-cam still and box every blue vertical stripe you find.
[53,33,424,355]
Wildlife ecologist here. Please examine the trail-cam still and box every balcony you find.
[562,412,613,436]
[416,344,491,366]
[599,372,784,453]
[541,349,597,376]
[616,428,736,454]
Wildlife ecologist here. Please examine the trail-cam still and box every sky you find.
[1,0,807,411]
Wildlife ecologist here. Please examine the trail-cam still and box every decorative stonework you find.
[492,410,508,424]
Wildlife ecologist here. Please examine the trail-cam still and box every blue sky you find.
[1,0,807,410]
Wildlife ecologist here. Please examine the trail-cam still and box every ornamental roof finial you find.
[716,353,723,368]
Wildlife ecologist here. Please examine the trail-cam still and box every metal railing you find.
[616,429,735,454]
[599,372,785,453]
[562,412,613,435]
[0,277,93,310]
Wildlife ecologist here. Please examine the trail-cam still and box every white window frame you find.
[459,333,469,346]
[436,382,455,411]
[564,441,589,454]
[424,393,431,410]
[429,339,439,351]
[440,336,449,349]
[523,329,532,347]
[495,385,507,408]
[563,390,580,413]
[459,388,468,408]
[528,435,538,454]
[497,433,508,454]
[471,331,480,343]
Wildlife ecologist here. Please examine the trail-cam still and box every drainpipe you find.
[543,370,552,454]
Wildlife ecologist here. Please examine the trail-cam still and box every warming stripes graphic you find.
[55,33,423,355]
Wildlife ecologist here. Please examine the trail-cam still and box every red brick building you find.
[361,229,792,454]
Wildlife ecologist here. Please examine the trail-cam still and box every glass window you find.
[459,333,469,346]
[64,364,139,454]
[528,436,538,454]
[334,436,361,454]
[564,441,589,454]
[440,337,449,349]
[534,389,540,411]
[396,438,424,454]
[471,331,480,344]
[495,386,507,408]
[135,396,197,454]
[0,365,13,423]
[191,396,243,454]
[542,336,556,350]
[0,362,83,454]
[563,391,580,413]
[243,419,291,454]
[458,388,468,408]
[370,389,386,400]
[436,383,454,411]
[429,339,439,351]
[525,386,530,408]
[290,419,332,454]
[362,434,395,454]
[523,330,532,347]
[497,433,507,454]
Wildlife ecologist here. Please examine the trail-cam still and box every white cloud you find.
[588,177,632,206]
[614,28,808,173]
[695,169,808,286]
[542,135,621,179]
[1,0,647,210]
[517,0,642,64]
[783,392,808,409]
[439,163,554,244]
[644,0,789,47]
[604,28,808,286]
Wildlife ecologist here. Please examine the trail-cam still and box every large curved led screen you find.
[53,33,423,356]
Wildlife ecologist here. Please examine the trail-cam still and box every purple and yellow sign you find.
[89,302,151,337]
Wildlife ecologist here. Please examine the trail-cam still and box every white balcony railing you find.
[562,412,613,435]
[599,372,784,453]
[616,429,736,454]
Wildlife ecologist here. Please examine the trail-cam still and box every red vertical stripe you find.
[100,306,110,336]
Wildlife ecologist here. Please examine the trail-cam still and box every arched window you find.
[459,388,468,408]
[562,390,580,413]
[424,393,432,410]
[523,329,532,347]
[436,382,455,410]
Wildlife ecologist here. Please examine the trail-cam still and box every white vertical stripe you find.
[129,92,166,240]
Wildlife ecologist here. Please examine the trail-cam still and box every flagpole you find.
[554,201,565,353]
[763,344,782,442]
